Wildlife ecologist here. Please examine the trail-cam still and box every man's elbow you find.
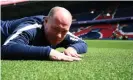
[82,43,88,54]
[77,42,88,54]
[70,42,88,54]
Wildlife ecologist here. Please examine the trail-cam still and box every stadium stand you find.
[70,2,133,39]
[115,7,133,18]
[73,11,101,21]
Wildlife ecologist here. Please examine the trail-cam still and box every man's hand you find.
[63,47,82,58]
[49,49,81,62]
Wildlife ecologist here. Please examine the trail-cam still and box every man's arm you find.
[1,22,52,59]
[2,22,81,61]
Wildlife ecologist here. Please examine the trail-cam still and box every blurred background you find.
[1,1,133,40]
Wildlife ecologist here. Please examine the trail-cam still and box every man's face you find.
[44,17,71,46]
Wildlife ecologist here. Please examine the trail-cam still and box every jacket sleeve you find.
[1,22,51,60]
[57,32,88,54]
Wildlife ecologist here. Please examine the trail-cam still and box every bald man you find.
[1,6,88,61]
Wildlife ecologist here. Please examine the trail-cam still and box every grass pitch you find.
[1,40,133,80]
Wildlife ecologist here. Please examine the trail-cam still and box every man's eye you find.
[53,28,59,32]
[53,27,58,31]
[62,31,67,34]
[63,31,66,33]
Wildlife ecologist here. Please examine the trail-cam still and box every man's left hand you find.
[63,47,82,58]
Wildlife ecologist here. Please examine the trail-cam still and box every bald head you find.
[44,6,72,45]
[47,6,72,25]
[48,6,72,18]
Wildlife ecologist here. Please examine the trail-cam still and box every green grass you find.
[1,40,133,80]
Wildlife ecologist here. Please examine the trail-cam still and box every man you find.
[1,6,88,61]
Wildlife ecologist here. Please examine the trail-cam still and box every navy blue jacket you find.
[1,15,87,60]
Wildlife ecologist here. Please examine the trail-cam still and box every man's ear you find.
[44,17,48,23]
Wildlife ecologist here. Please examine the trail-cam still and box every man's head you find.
[44,6,72,46]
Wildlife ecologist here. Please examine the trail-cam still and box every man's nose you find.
[57,33,62,38]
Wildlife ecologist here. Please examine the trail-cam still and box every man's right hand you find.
[49,49,81,62]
